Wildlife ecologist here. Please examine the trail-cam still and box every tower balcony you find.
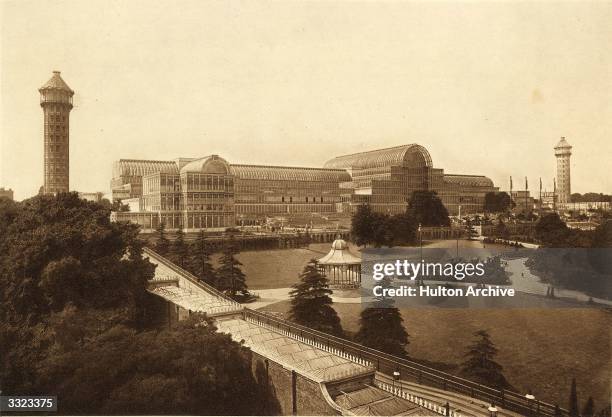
[40,92,73,108]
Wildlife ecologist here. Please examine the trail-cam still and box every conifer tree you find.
[569,378,579,417]
[155,221,170,255]
[288,259,343,336]
[215,237,248,300]
[355,277,409,356]
[460,330,510,389]
[189,230,216,285]
[351,204,375,246]
[583,397,595,417]
[172,224,188,267]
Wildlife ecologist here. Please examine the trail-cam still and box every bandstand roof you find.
[318,239,361,265]
[323,144,433,170]
[230,164,351,182]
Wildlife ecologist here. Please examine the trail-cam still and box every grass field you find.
[261,299,611,409]
[232,242,611,408]
[212,242,349,289]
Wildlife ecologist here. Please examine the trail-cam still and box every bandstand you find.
[318,239,361,288]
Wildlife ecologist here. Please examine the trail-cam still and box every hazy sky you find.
[1,0,611,200]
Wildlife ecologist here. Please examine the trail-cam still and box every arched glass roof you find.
[230,164,352,182]
[323,144,433,170]
[443,174,494,188]
[180,155,230,174]
[113,159,178,178]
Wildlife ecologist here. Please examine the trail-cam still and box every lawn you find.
[212,242,353,290]
[260,299,611,409]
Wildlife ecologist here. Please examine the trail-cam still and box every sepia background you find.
[1,0,611,200]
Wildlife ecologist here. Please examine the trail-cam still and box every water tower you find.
[554,137,572,204]
[39,71,74,194]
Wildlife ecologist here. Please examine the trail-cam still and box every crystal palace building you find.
[110,144,497,231]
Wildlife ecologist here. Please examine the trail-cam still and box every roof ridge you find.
[230,163,347,172]
[325,143,416,160]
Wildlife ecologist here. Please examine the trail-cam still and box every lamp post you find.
[488,404,498,417]
[525,391,535,416]
[392,370,401,396]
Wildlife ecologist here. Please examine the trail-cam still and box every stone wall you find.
[250,352,340,416]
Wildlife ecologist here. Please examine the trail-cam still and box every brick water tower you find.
[554,136,572,204]
[39,71,74,194]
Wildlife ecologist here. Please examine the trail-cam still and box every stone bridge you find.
[143,248,563,417]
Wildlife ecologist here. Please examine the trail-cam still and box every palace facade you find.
[111,144,496,231]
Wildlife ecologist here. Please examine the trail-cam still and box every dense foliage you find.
[288,259,343,336]
[189,230,216,285]
[351,204,418,247]
[529,217,612,299]
[570,193,611,203]
[0,194,270,414]
[484,192,514,213]
[407,190,451,227]
[215,237,250,300]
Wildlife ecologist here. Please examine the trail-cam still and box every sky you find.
[1,0,611,201]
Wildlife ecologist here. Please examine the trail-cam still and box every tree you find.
[0,194,272,415]
[407,191,450,227]
[535,213,570,247]
[583,397,595,417]
[569,378,579,417]
[355,278,409,357]
[155,221,170,255]
[288,259,343,336]
[171,225,188,267]
[351,204,375,246]
[460,330,510,389]
[351,205,417,248]
[215,237,249,300]
[592,220,612,248]
[189,230,216,285]
[0,193,154,394]
[386,213,417,246]
[34,315,274,415]
[484,192,513,213]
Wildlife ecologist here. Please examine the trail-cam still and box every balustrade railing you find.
[242,308,566,417]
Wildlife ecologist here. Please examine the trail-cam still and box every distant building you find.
[40,71,74,195]
[111,155,349,230]
[325,144,497,216]
[510,190,535,213]
[558,201,610,212]
[0,187,14,201]
[110,144,497,231]
[554,137,572,204]
[78,192,104,203]
[540,191,556,210]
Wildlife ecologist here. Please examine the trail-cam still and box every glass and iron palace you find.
[110,144,497,231]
